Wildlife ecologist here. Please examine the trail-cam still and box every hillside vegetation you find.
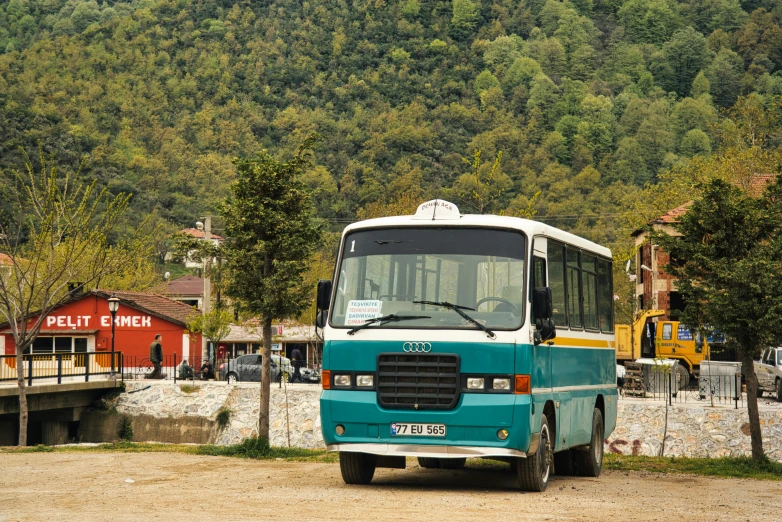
[1,0,781,250]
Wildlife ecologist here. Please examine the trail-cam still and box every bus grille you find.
[377,353,460,410]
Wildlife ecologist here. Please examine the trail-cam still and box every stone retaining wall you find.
[113,382,782,461]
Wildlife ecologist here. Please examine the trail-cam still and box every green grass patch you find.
[197,437,338,462]
[179,384,199,394]
[604,453,782,481]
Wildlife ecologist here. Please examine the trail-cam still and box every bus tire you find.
[439,458,466,470]
[517,413,552,492]
[554,449,576,475]
[417,457,440,469]
[575,408,604,478]
[339,452,376,485]
[776,379,782,402]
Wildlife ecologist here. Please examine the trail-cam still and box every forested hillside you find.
[1,0,781,250]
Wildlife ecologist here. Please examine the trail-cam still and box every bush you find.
[118,415,133,441]
[216,407,232,430]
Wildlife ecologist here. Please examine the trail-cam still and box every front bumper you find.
[327,438,537,459]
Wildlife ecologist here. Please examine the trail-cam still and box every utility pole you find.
[202,216,212,360]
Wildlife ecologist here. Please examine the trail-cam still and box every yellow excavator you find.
[616,309,711,384]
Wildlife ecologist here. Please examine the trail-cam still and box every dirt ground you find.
[0,452,780,522]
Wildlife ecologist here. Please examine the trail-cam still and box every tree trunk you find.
[258,317,272,442]
[741,349,764,460]
[16,346,27,446]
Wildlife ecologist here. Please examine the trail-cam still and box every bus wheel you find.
[417,457,440,469]
[439,458,466,470]
[776,379,782,402]
[575,408,604,478]
[517,414,552,492]
[339,452,376,485]
[554,449,576,475]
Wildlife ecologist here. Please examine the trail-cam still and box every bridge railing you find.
[0,352,122,385]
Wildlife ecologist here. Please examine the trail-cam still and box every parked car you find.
[219,354,293,384]
[754,347,782,401]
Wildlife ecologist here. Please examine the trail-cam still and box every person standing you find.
[290,346,304,383]
[149,334,163,379]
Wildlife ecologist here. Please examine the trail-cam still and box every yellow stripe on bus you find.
[551,337,616,349]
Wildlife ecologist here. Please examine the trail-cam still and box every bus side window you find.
[597,258,613,333]
[566,248,582,328]
[547,242,567,327]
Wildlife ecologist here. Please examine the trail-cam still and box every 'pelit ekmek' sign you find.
[45,315,153,328]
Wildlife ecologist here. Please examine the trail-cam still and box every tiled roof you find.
[653,202,693,224]
[95,290,198,325]
[744,173,775,197]
[166,275,204,297]
[638,174,778,235]
[0,253,13,265]
[180,228,224,241]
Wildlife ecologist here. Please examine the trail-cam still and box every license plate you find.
[391,423,446,436]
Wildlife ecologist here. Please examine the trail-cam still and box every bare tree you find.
[0,151,151,445]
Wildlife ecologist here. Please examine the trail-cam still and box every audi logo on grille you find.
[403,342,432,353]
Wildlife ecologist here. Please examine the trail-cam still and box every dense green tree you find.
[658,26,713,96]
[705,48,744,107]
[654,177,782,462]
[617,0,682,45]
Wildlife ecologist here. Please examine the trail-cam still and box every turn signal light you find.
[322,370,331,389]
[514,374,530,394]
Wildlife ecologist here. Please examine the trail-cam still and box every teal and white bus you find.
[316,200,617,492]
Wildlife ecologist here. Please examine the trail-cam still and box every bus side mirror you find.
[316,280,332,329]
[317,279,332,312]
[533,287,553,320]
[533,287,556,345]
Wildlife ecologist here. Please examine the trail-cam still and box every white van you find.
[755,347,782,401]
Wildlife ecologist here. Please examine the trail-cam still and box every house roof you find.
[0,253,14,266]
[0,290,199,331]
[94,290,198,326]
[221,324,317,343]
[180,228,224,241]
[166,275,204,297]
[744,173,775,197]
[633,173,778,237]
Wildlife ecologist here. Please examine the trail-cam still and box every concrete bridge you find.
[0,380,120,445]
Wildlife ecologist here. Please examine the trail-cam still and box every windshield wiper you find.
[414,300,496,339]
[347,314,431,335]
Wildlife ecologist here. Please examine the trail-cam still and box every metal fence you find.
[622,364,744,408]
[120,354,222,383]
[0,352,122,384]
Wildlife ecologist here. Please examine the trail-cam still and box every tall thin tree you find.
[222,136,322,441]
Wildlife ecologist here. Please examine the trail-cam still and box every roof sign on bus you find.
[345,300,383,325]
[412,199,461,220]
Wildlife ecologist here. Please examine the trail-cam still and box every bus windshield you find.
[331,227,526,331]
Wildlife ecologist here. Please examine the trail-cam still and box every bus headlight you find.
[467,377,485,390]
[497,429,509,440]
[356,375,374,387]
[492,378,511,391]
[334,374,351,387]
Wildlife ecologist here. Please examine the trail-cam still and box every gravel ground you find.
[0,452,780,522]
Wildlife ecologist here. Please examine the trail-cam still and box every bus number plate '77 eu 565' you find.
[391,423,446,436]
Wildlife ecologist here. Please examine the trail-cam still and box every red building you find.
[1,290,201,364]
